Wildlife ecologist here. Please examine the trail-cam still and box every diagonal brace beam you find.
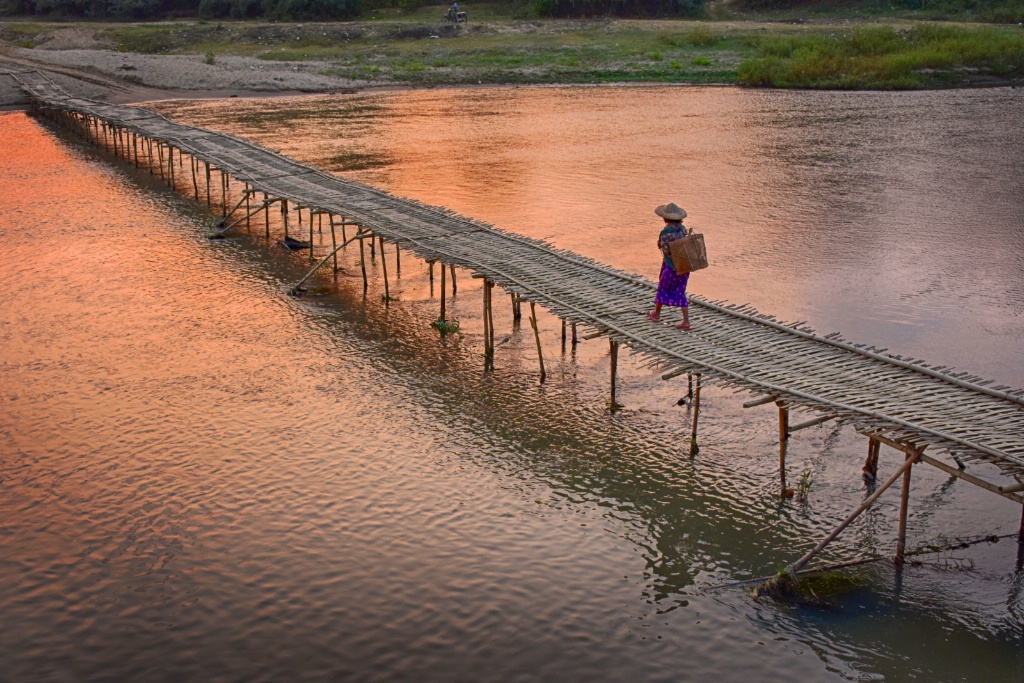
[208,194,275,238]
[289,228,370,295]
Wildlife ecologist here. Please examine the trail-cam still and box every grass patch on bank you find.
[738,23,1024,88]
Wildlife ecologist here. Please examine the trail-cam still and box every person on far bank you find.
[647,202,692,330]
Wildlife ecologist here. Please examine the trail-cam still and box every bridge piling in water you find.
[17,71,1024,575]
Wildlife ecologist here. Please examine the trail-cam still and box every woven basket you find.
[669,232,708,275]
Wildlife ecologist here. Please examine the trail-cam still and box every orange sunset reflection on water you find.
[3,84,1024,683]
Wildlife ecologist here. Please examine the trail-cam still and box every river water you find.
[1,85,1022,682]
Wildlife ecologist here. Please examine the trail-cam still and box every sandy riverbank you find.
[0,44,371,108]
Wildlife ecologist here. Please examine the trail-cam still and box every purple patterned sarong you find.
[655,261,689,308]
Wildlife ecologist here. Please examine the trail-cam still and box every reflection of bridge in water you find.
[8,67,1023,576]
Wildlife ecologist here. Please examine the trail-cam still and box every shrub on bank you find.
[738,24,1024,88]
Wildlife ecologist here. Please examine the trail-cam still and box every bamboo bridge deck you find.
[7,66,1023,571]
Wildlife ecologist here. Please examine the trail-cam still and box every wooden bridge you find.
[7,66,1023,577]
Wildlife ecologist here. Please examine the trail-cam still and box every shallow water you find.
[1,85,1023,682]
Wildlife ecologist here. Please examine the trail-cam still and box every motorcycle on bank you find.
[443,5,467,22]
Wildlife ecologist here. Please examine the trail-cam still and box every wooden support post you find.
[450,265,457,295]
[895,450,917,563]
[571,322,578,346]
[191,158,199,199]
[220,171,227,215]
[329,215,338,273]
[487,281,495,357]
[439,262,446,321]
[359,235,368,291]
[380,236,390,302]
[863,438,881,479]
[562,319,567,351]
[205,162,211,204]
[689,374,702,457]
[132,134,139,167]
[483,279,492,369]
[610,339,619,408]
[778,402,789,492]
[245,185,251,233]
[309,211,315,263]
[168,146,175,188]
[395,243,401,277]
[258,193,266,238]
[529,302,545,383]
[687,373,693,401]
[282,199,289,238]
[429,261,435,292]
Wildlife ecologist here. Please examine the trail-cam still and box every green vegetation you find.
[738,23,1024,88]
[796,469,812,501]
[2,3,1022,89]
[431,317,460,335]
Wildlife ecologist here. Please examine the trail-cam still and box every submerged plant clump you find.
[431,317,460,335]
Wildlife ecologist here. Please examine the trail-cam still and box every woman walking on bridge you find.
[647,202,692,330]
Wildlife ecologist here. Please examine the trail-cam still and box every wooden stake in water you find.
[440,262,447,321]
[309,211,315,263]
[529,302,545,383]
[359,235,368,291]
[483,279,492,369]
[380,236,390,302]
[895,450,916,563]
[328,214,338,273]
[689,374,702,457]
[487,281,496,360]
[778,402,789,493]
[863,438,881,479]
[610,339,619,408]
